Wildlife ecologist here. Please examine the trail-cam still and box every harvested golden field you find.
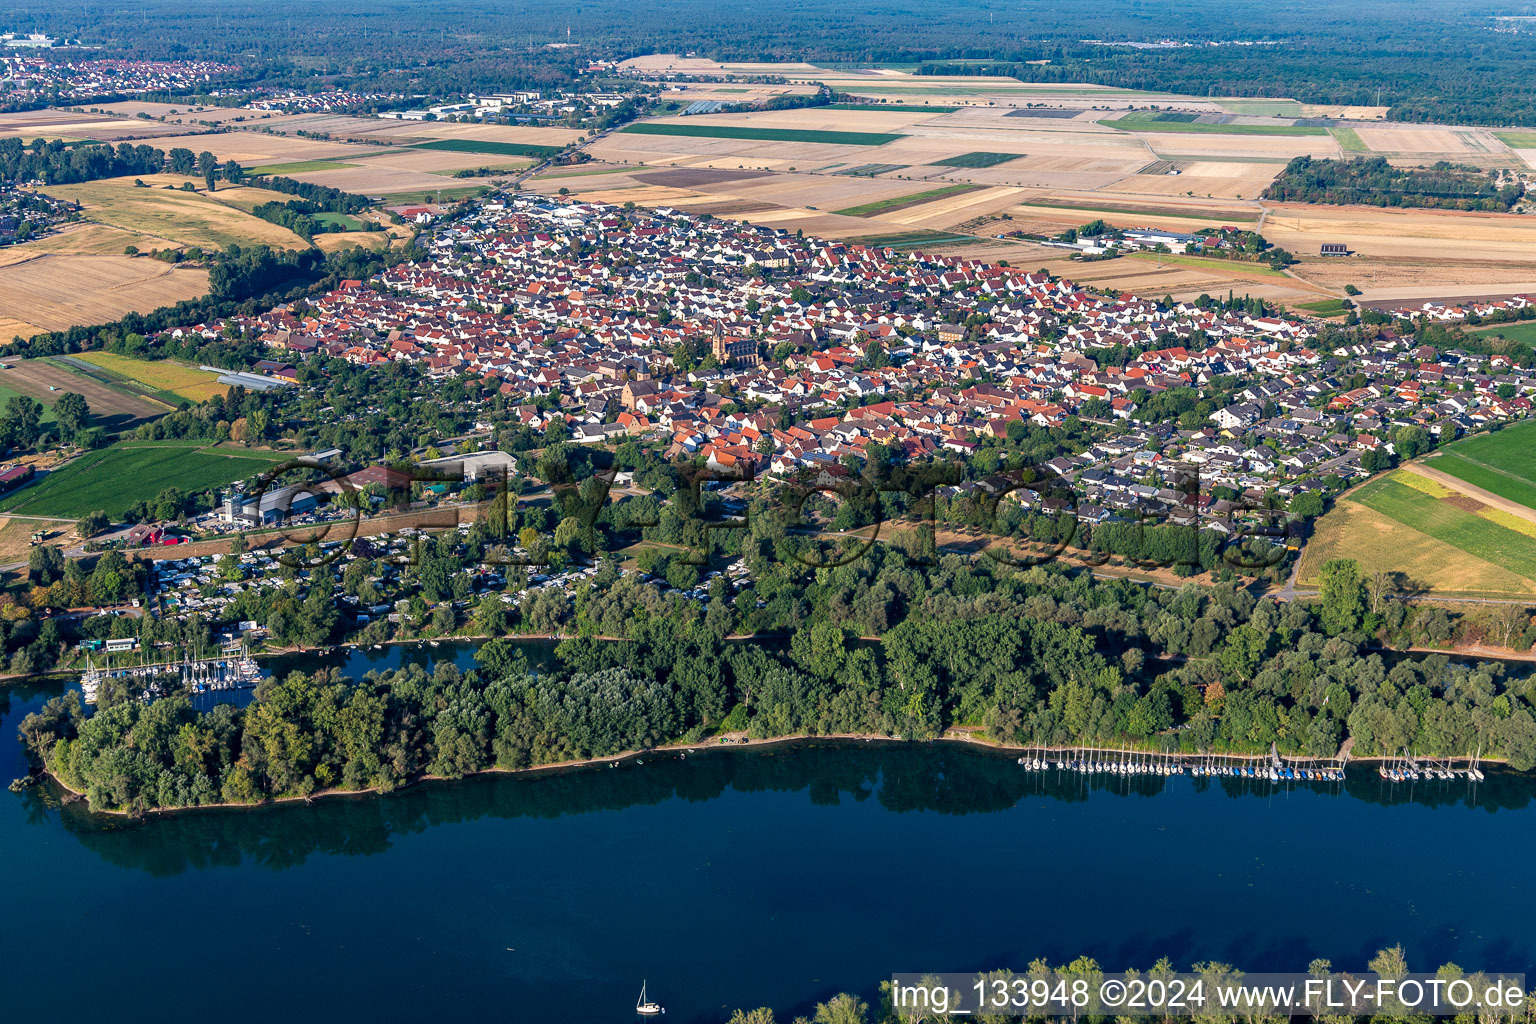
[15,223,151,255]
[1261,202,1536,267]
[314,230,392,252]
[140,130,368,164]
[39,176,309,250]
[0,254,207,337]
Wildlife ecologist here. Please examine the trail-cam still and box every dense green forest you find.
[1264,157,1525,210]
[20,550,1536,813]
[9,1,1536,124]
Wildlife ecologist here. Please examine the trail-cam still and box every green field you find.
[620,123,904,146]
[0,442,290,519]
[1350,475,1536,579]
[833,183,975,217]
[0,384,56,423]
[1124,251,1289,277]
[1218,100,1305,117]
[1330,127,1369,153]
[1426,452,1536,511]
[852,229,976,249]
[826,103,959,113]
[932,151,1022,168]
[314,211,365,230]
[250,160,358,175]
[1295,298,1351,315]
[1106,114,1329,137]
[1425,420,1536,508]
[1494,131,1536,149]
[1469,320,1536,346]
[411,138,563,158]
[1015,199,1261,223]
[377,184,490,203]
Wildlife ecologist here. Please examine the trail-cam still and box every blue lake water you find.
[2,670,1534,1023]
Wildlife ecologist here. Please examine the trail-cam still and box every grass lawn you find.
[1331,127,1369,153]
[833,183,975,217]
[1349,475,1536,580]
[0,442,289,519]
[932,152,1022,168]
[1105,113,1329,137]
[620,123,905,146]
[66,351,226,403]
[249,160,358,175]
[411,139,564,158]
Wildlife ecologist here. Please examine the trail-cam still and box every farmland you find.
[0,251,208,341]
[66,351,227,404]
[0,357,168,433]
[1299,471,1536,598]
[1421,421,1536,509]
[410,138,562,158]
[0,442,289,519]
[1105,113,1330,137]
[38,176,309,250]
[833,183,976,217]
[621,123,906,146]
[933,152,1023,168]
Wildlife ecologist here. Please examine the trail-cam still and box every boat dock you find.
[81,645,262,704]
[1013,746,1346,783]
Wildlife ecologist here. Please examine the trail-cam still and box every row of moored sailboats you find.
[1014,749,1345,783]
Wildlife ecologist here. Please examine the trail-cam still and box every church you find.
[711,321,761,368]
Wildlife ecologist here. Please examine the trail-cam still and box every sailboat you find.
[637,980,665,1016]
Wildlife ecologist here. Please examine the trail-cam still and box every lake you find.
[2,672,1534,1023]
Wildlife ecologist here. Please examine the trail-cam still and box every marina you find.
[79,645,261,705]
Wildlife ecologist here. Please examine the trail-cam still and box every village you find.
[92,189,1531,645]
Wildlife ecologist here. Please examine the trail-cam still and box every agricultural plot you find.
[0,442,289,519]
[1468,321,1536,346]
[0,253,208,340]
[933,152,1022,168]
[1346,474,1536,583]
[38,176,309,250]
[1424,422,1536,506]
[65,351,227,404]
[1298,495,1536,598]
[1105,113,1330,137]
[832,183,976,217]
[621,123,905,146]
[0,357,168,433]
[410,138,563,158]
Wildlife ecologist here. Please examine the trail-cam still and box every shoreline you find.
[36,730,1516,820]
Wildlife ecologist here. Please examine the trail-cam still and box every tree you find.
[198,151,218,191]
[1288,490,1324,518]
[53,392,89,439]
[223,160,244,185]
[1317,558,1365,635]
[168,147,195,175]
[78,510,109,538]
